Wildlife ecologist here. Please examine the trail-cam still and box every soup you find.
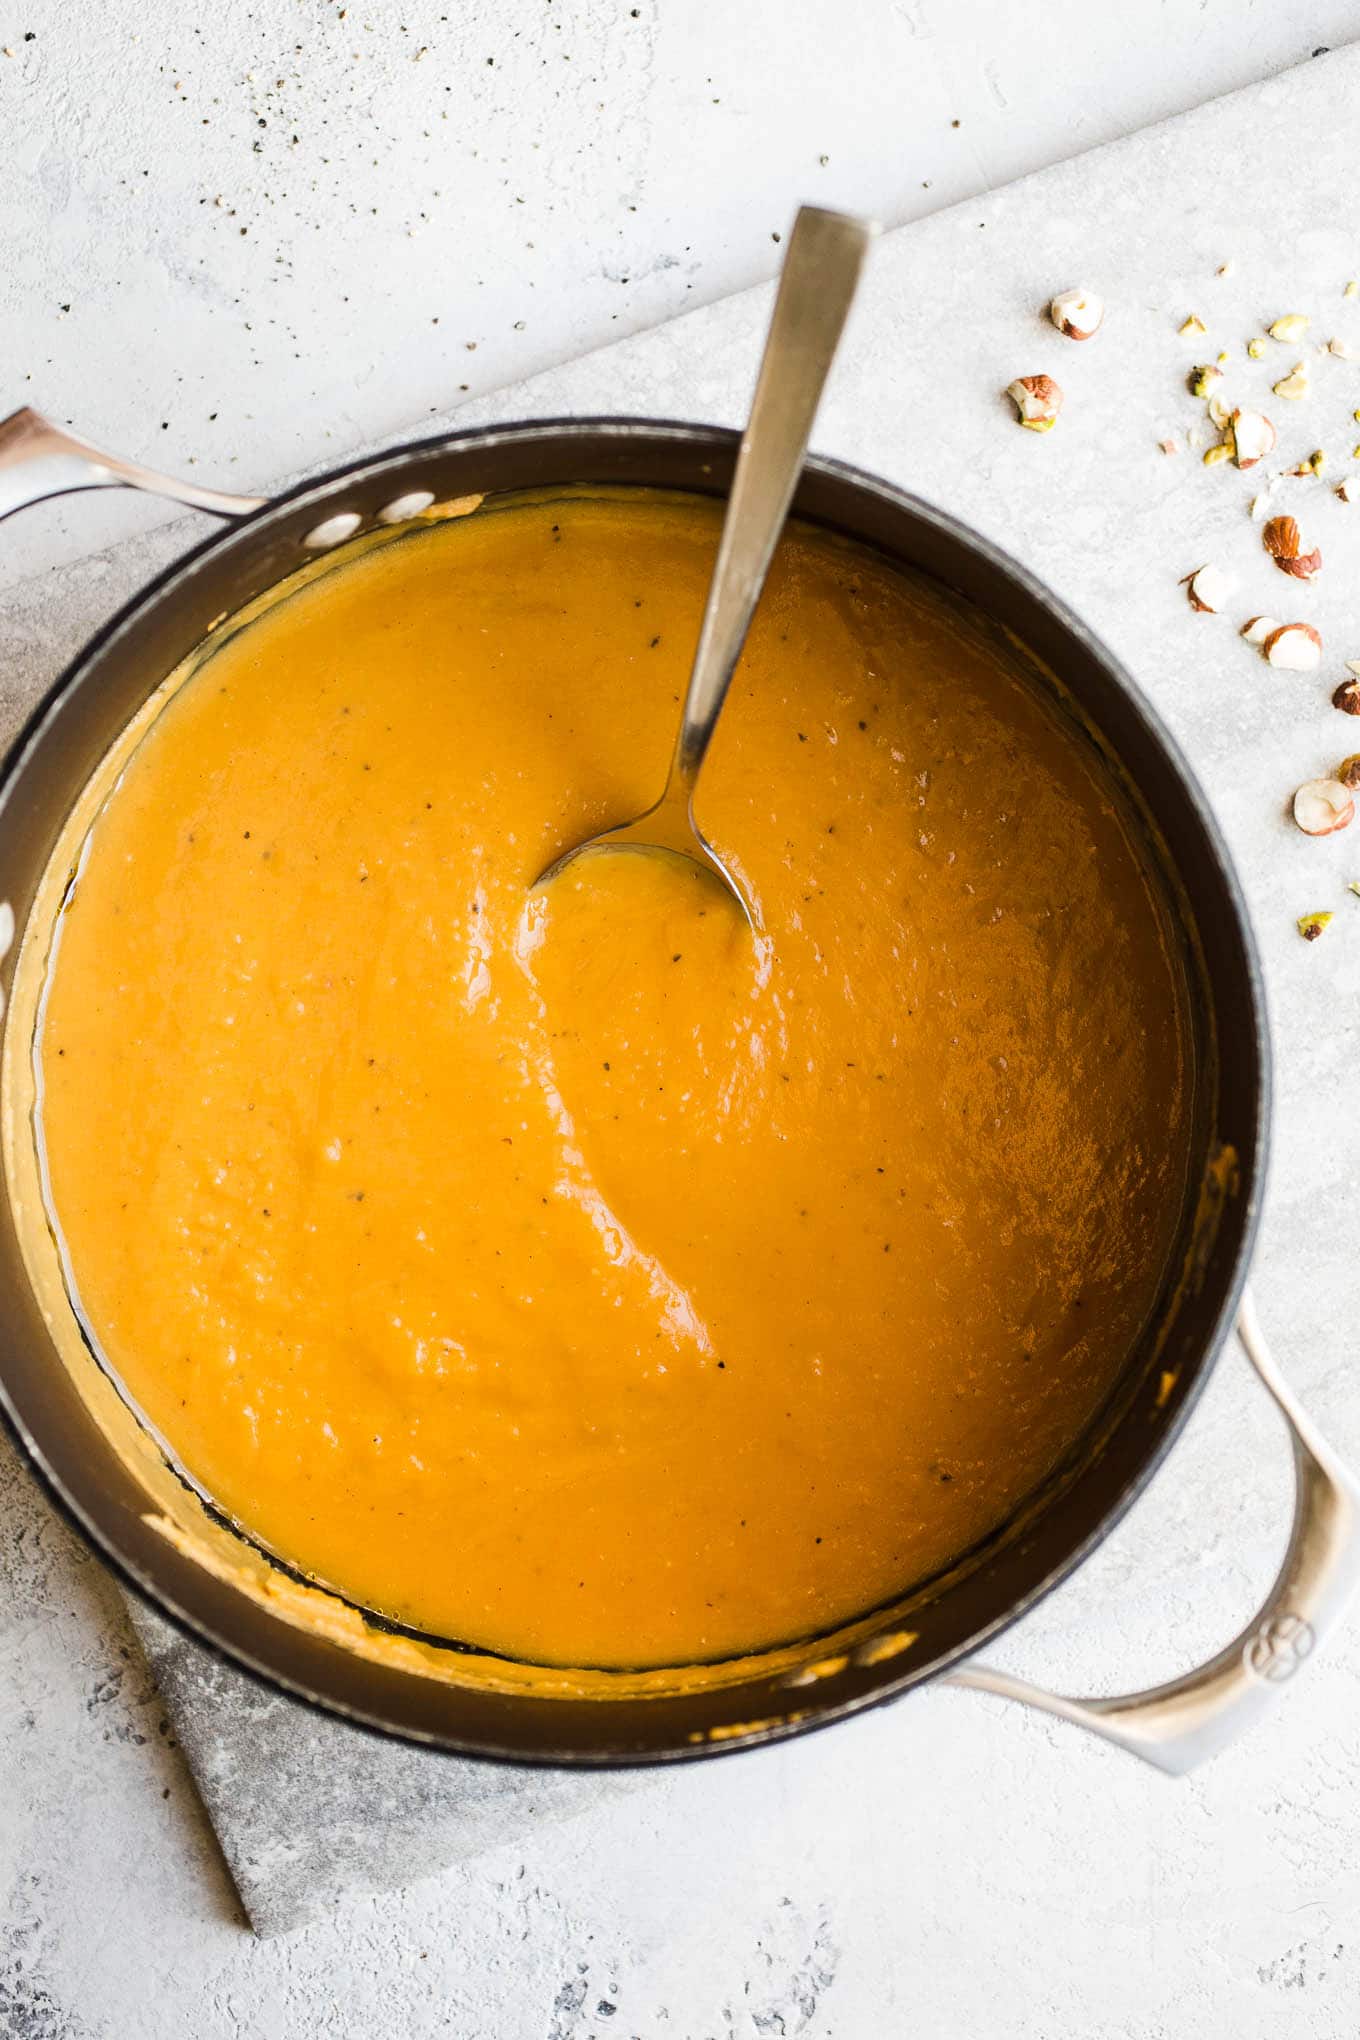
[29,494,1192,1669]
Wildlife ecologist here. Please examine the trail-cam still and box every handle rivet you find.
[302,511,363,550]
[378,490,435,525]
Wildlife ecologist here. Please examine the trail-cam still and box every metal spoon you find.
[534,204,877,926]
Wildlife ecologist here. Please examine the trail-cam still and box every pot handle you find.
[0,407,265,524]
[946,1289,1360,1773]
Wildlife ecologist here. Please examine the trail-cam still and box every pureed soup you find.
[27,494,1193,1671]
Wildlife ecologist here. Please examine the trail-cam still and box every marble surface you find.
[5,10,1360,2037]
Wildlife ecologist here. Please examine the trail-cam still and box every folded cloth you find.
[125,1599,641,1937]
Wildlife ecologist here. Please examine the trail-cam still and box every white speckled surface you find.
[6,13,1360,2035]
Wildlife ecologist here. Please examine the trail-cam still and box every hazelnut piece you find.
[1338,753,1360,791]
[1183,563,1235,613]
[1293,778,1354,835]
[1332,677,1360,715]
[1240,615,1279,645]
[1049,287,1103,340]
[1006,375,1063,431]
[1262,622,1323,670]
[1230,409,1276,469]
[1263,515,1322,579]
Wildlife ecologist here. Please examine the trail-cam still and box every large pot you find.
[0,404,1354,1774]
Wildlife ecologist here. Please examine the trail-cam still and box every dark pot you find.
[0,406,1353,1774]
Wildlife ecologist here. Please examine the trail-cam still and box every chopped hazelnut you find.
[1183,563,1235,613]
[1230,409,1276,469]
[1293,778,1354,835]
[1006,375,1063,431]
[1262,622,1323,670]
[1297,911,1334,940]
[1338,753,1360,790]
[1263,515,1322,579]
[1240,615,1279,645]
[1049,287,1103,340]
[1333,677,1360,714]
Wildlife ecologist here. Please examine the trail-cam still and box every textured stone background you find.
[5,4,1360,2034]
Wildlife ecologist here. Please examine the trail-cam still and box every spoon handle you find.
[669,205,877,800]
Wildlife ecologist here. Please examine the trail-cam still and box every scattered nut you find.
[1350,880,1360,898]
[1333,677,1360,714]
[1293,778,1354,835]
[1183,563,1235,613]
[1338,753,1360,790]
[1158,436,1180,456]
[1203,441,1234,468]
[1216,260,1234,278]
[1189,362,1224,398]
[1330,337,1359,359]
[1298,911,1334,940]
[1240,615,1279,645]
[1179,314,1207,338]
[1347,281,1360,301]
[1006,375,1063,430]
[1049,287,1103,340]
[1230,409,1276,468]
[1273,363,1311,401]
[1263,515,1322,579]
[1208,393,1233,431]
[1263,622,1323,670]
[1269,313,1311,343]
[1247,337,1267,359]
[1337,480,1355,504]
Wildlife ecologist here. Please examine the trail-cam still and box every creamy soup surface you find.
[34,496,1192,1667]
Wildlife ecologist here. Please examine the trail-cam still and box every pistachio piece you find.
[1189,362,1224,398]
[1269,313,1311,343]
[1006,375,1063,430]
[1247,337,1267,359]
[1179,314,1207,338]
[1293,778,1354,835]
[1297,911,1334,940]
[1273,363,1311,401]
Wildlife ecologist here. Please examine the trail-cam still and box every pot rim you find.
[0,415,1272,1762]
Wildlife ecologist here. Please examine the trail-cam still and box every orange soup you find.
[31,495,1192,1667]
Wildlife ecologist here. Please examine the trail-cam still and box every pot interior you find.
[0,424,1266,1758]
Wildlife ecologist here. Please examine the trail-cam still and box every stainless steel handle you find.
[947,1288,1360,1773]
[666,205,876,806]
[0,406,265,524]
